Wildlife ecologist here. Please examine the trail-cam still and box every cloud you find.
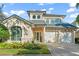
[41,9,46,11]
[69,3,76,7]
[66,3,77,13]
[48,8,54,11]
[66,8,76,13]
[41,7,54,14]
[47,11,51,14]
[10,10,26,16]
[3,12,10,16]
[47,8,54,14]
[69,13,79,18]
[38,3,44,6]
[3,10,26,17]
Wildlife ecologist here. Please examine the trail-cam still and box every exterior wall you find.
[3,17,33,42]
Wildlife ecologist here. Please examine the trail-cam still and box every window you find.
[51,20,55,24]
[33,15,36,19]
[55,18,61,23]
[16,20,19,24]
[51,18,61,24]
[46,20,49,24]
[37,15,40,19]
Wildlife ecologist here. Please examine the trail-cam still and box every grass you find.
[0,49,19,55]
[0,42,50,55]
[0,48,50,55]
[17,47,50,55]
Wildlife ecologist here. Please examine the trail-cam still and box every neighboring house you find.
[0,8,77,44]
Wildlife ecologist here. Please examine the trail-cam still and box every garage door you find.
[45,32,56,43]
[60,32,72,43]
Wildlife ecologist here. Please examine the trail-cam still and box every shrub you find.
[17,45,50,55]
[0,42,47,49]
[0,42,23,49]
[0,23,10,42]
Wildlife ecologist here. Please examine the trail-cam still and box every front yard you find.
[0,42,50,55]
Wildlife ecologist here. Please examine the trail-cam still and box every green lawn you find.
[0,49,19,55]
[0,42,50,55]
[0,48,50,55]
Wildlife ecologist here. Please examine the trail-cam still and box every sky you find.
[1,3,79,23]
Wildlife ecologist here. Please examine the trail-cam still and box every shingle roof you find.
[55,23,77,28]
[46,22,77,28]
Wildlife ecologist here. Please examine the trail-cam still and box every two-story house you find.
[0,8,77,44]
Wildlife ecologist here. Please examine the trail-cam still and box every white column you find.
[71,31,75,44]
[58,31,60,43]
[43,27,45,43]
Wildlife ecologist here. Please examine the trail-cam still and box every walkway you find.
[47,43,79,56]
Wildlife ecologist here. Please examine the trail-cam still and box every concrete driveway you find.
[47,43,79,56]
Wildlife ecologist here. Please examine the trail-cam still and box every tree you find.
[0,23,10,42]
[75,3,79,23]
[76,3,79,8]
[76,15,79,23]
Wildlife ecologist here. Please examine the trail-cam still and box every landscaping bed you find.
[0,42,50,55]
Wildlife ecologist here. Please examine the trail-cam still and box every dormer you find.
[27,10,46,20]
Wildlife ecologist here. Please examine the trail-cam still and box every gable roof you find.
[3,14,33,26]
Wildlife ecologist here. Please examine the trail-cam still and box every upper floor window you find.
[46,20,49,24]
[51,18,61,24]
[33,15,36,19]
[37,15,40,19]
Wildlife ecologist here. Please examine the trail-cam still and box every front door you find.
[34,32,42,42]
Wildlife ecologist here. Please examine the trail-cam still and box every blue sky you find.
[2,3,79,23]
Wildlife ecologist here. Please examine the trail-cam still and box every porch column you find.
[55,31,57,43]
[71,31,75,43]
[56,31,59,43]
[43,27,45,43]
[58,31,60,43]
